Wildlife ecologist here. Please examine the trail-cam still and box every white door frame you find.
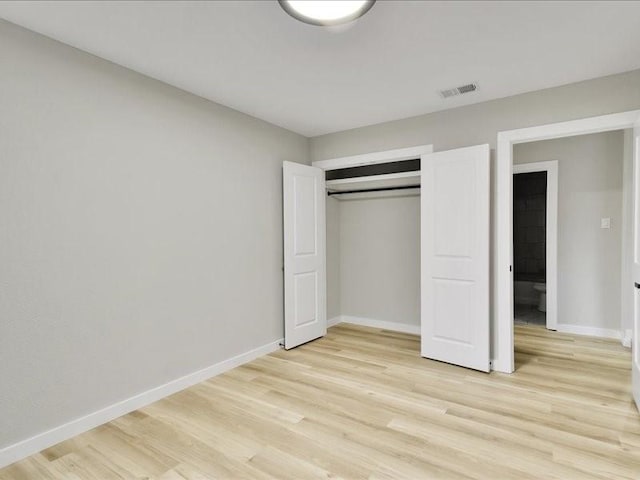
[312,144,434,171]
[496,110,640,373]
[312,144,434,194]
[512,161,558,331]
[311,143,433,330]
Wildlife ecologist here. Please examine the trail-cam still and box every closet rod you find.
[327,185,420,196]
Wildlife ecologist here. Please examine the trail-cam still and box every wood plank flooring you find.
[2,323,639,479]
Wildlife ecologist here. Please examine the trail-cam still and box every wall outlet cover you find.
[600,217,611,229]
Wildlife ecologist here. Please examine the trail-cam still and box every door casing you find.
[496,110,640,373]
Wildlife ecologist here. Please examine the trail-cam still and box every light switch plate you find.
[601,217,611,229]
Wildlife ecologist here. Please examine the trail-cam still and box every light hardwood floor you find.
[2,323,639,479]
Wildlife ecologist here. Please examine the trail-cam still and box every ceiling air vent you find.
[439,83,478,99]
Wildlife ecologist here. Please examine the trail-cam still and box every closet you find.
[283,143,491,372]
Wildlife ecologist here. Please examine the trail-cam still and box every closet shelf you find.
[326,171,421,200]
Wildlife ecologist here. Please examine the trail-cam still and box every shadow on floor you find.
[514,303,546,326]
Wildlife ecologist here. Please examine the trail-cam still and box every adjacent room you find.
[1,1,640,478]
[513,170,548,327]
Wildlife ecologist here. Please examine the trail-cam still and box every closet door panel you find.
[283,161,326,349]
[421,145,490,372]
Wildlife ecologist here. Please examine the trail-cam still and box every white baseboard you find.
[622,329,632,348]
[332,315,421,335]
[0,338,283,469]
[555,324,621,340]
[327,316,343,327]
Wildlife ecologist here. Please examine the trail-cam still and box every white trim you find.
[312,144,433,171]
[327,316,343,327]
[621,130,634,350]
[556,324,621,340]
[513,160,558,331]
[0,338,283,469]
[334,315,421,335]
[496,109,640,374]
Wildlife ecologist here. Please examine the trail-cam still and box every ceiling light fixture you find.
[278,0,376,26]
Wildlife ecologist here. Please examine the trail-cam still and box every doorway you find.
[512,161,558,331]
[513,171,547,326]
[496,110,640,374]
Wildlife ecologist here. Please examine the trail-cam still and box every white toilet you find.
[533,283,546,312]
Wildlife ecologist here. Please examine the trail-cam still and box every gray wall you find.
[311,70,640,159]
[311,69,640,357]
[337,195,420,326]
[514,132,624,330]
[326,196,341,320]
[0,20,308,449]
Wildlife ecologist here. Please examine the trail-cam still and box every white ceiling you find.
[1,1,639,137]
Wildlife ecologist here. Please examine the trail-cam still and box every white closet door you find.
[632,113,640,411]
[283,161,326,349]
[421,144,490,372]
